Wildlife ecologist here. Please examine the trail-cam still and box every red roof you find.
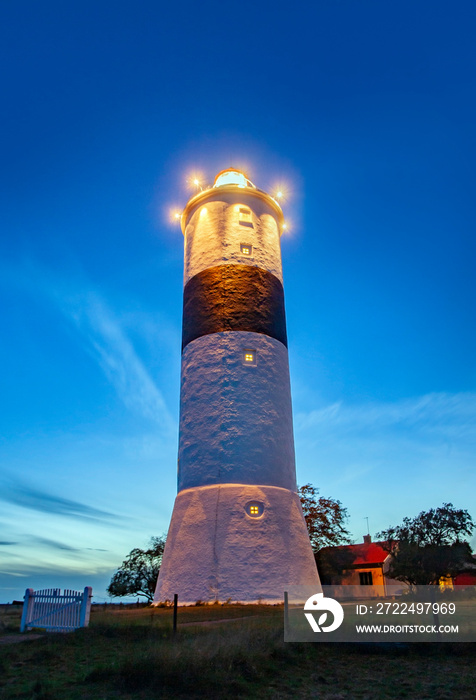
[320,541,389,566]
[349,542,390,566]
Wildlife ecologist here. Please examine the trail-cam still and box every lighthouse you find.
[154,169,320,604]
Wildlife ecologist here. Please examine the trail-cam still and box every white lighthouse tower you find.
[154,169,320,604]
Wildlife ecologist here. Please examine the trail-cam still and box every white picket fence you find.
[20,587,92,633]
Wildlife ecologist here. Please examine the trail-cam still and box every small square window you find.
[243,349,257,366]
[245,501,264,517]
[240,243,252,256]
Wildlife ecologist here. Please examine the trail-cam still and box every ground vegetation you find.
[1,604,475,699]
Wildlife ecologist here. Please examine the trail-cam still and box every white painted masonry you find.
[155,484,319,604]
[154,170,321,604]
[183,192,283,285]
[178,331,296,492]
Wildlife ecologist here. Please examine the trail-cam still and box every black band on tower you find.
[182,264,288,350]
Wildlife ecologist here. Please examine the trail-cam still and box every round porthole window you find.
[245,501,264,518]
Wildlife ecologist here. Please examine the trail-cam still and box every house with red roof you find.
[316,535,406,596]
[317,537,476,595]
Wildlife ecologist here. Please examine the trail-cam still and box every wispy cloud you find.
[31,537,81,552]
[295,391,476,445]
[55,289,175,434]
[294,391,476,528]
[0,259,176,435]
[0,479,118,522]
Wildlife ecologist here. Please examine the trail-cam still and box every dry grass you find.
[0,603,475,699]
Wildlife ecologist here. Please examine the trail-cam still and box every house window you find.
[243,349,257,366]
[238,207,253,227]
[359,571,373,586]
[240,243,252,256]
[245,502,264,518]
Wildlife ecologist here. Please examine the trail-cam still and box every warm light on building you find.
[272,183,290,205]
[155,167,319,605]
[214,169,253,189]
[238,207,252,224]
[168,207,182,225]
[186,172,205,192]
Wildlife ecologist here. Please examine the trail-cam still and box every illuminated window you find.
[245,501,264,518]
[359,572,373,586]
[238,207,253,227]
[243,349,256,366]
[240,243,252,256]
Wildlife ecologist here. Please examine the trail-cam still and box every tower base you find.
[153,484,321,605]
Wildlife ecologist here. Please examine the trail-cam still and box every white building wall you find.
[184,192,283,285]
[153,174,321,604]
[155,484,320,604]
[178,331,297,492]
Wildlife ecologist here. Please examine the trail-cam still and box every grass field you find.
[1,603,475,699]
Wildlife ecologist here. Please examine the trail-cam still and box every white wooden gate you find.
[20,586,92,632]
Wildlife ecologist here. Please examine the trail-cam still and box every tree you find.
[107,535,166,603]
[298,483,353,553]
[377,503,475,586]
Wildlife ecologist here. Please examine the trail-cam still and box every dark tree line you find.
[377,503,475,586]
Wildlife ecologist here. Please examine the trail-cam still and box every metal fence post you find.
[173,593,178,634]
[284,591,289,638]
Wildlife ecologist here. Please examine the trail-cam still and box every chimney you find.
[363,534,372,545]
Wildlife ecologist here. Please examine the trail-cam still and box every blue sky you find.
[1,0,475,602]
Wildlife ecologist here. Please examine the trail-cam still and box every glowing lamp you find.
[214,169,251,189]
